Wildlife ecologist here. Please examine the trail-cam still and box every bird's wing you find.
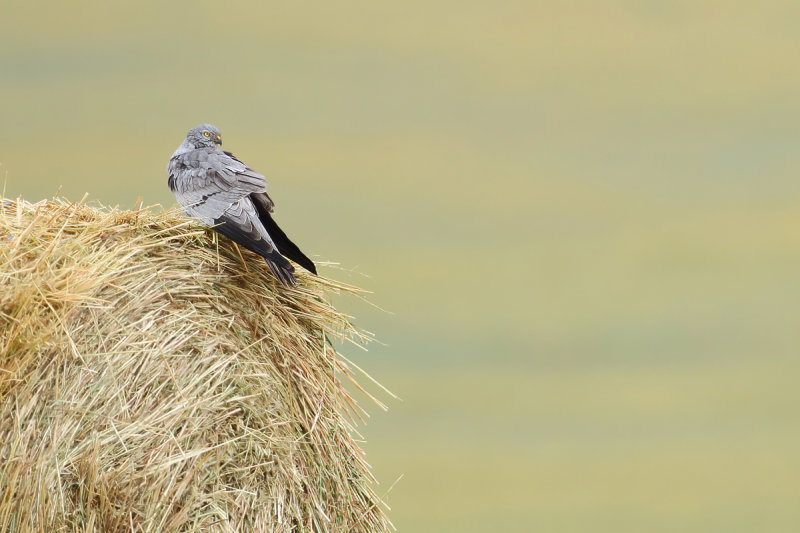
[251,195,318,275]
[212,198,296,285]
[168,148,267,224]
[168,147,297,284]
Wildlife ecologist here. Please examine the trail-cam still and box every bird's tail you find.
[211,216,298,286]
[265,251,297,286]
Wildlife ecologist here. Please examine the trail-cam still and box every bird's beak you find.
[214,135,222,145]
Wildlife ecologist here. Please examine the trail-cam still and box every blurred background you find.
[2,1,800,531]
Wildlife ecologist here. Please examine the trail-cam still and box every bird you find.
[167,124,317,286]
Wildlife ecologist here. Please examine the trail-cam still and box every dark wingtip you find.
[283,244,316,275]
[254,210,317,276]
[297,256,317,275]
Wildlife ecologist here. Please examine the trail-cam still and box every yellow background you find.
[2,2,799,531]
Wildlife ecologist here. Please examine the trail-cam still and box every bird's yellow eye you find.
[203,131,210,137]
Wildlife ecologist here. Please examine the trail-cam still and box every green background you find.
[2,2,799,531]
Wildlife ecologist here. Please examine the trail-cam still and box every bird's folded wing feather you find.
[169,148,268,224]
[216,197,277,255]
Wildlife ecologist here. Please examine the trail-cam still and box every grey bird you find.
[167,124,317,286]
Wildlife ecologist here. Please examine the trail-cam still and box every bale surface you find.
[0,198,391,532]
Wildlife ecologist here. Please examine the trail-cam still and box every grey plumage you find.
[167,124,317,286]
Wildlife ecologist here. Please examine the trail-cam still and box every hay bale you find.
[0,197,391,532]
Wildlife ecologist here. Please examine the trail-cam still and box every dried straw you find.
[0,197,392,532]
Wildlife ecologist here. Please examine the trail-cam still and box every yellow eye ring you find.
[203,131,210,137]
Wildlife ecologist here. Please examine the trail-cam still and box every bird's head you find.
[186,123,222,148]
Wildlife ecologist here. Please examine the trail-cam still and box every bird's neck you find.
[170,139,195,159]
